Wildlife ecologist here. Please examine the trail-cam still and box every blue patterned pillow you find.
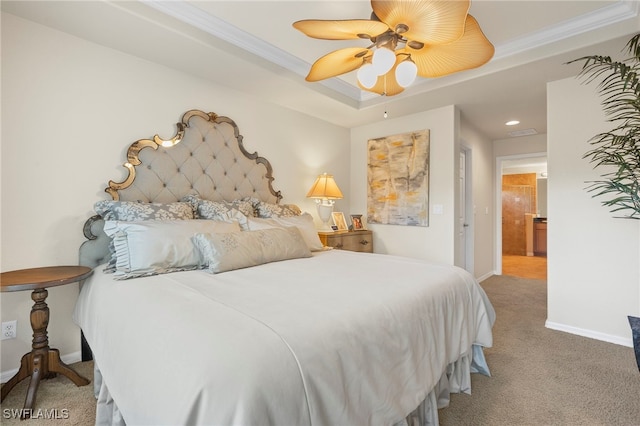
[251,199,301,218]
[182,195,253,229]
[94,200,195,221]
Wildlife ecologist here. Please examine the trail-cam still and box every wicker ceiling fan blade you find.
[371,0,470,45]
[306,47,371,82]
[358,58,405,96]
[293,19,390,40]
[404,15,494,78]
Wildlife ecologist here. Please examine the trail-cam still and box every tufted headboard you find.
[80,109,284,267]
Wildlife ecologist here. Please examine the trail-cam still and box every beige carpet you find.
[1,360,95,425]
[439,275,640,426]
[1,275,638,425]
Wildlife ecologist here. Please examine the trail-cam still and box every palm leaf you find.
[571,33,640,219]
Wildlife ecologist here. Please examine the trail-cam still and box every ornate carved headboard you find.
[80,109,284,267]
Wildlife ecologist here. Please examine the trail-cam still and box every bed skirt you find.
[93,344,489,426]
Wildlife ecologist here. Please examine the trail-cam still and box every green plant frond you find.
[599,88,639,109]
[567,54,611,67]
[600,72,639,97]
[586,63,639,92]
[585,182,640,217]
[574,33,640,219]
[626,33,640,59]
[585,132,637,151]
[624,70,639,90]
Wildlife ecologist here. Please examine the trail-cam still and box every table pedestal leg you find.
[23,355,44,418]
[0,353,31,401]
[0,288,89,419]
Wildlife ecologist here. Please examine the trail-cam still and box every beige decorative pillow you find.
[192,227,311,274]
[247,213,324,251]
[103,219,241,279]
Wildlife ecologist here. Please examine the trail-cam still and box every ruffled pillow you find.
[103,219,241,280]
[94,200,196,273]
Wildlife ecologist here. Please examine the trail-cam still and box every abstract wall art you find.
[367,129,430,227]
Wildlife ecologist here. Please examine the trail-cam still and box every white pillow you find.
[246,213,324,251]
[192,227,311,274]
[103,219,241,279]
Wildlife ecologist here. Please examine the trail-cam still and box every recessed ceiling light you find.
[505,120,520,126]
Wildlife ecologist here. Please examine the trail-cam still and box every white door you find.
[459,150,468,269]
[458,150,467,267]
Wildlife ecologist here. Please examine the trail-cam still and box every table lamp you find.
[306,173,343,232]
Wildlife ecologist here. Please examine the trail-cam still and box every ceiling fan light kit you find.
[357,64,378,89]
[293,0,494,96]
[395,58,418,87]
[372,47,397,75]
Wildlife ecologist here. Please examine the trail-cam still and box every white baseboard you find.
[1,351,82,384]
[477,271,496,283]
[545,321,633,348]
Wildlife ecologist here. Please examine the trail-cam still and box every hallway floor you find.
[502,255,547,280]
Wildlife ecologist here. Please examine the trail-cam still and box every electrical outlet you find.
[1,320,17,340]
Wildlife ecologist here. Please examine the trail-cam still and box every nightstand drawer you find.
[319,230,373,253]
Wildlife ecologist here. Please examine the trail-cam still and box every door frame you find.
[495,151,546,274]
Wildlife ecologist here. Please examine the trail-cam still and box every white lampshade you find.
[357,63,378,89]
[395,60,418,88]
[372,47,396,76]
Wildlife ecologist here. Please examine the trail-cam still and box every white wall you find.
[547,76,639,346]
[460,117,495,280]
[349,106,459,264]
[0,13,350,376]
[349,108,495,278]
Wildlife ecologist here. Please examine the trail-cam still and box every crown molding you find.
[141,0,364,101]
[494,0,639,60]
[142,0,639,104]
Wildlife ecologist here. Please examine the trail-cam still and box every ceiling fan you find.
[293,0,494,96]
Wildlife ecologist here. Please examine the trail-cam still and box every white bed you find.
[75,110,495,425]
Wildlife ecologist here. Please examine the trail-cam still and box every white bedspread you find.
[74,250,494,425]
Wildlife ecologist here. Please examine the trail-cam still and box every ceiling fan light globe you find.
[372,47,396,76]
[396,60,418,88]
[357,64,378,89]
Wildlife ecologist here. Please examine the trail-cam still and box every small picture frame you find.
[331,212,348,231]
[350,214,365,230]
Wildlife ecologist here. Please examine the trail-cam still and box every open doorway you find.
[496,154,548,280]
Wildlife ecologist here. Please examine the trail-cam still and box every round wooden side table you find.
[0,265,93,419]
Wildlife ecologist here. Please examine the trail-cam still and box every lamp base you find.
[316,201,334,232]
[317,222,335,233]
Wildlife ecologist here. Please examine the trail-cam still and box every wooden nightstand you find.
[0,266,93,418]
[319,230,373,253]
